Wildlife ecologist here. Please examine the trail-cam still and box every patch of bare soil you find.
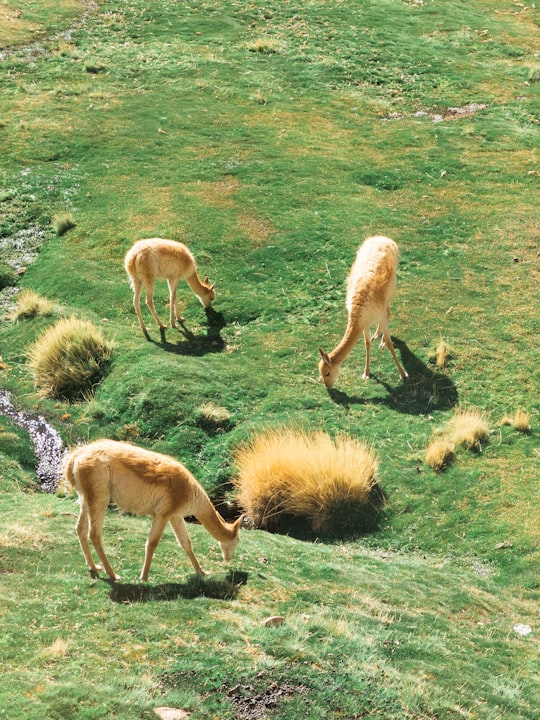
[225,679,308,720]
[386,103,487,123]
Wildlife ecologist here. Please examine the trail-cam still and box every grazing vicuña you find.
[124,238,215,334]
[319,235,408,388]
[63,439,242,581]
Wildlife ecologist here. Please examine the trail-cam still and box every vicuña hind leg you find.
[167,280,184,328]
[84,498,118,580]
[169,516,206,576]
[382,329,408,380]
[145,280,166,330]
[140,514,170,581]
[76,498,100,577]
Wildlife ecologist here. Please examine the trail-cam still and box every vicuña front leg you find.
[362,330,372,379]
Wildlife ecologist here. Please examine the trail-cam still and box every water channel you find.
[0,389,65,492]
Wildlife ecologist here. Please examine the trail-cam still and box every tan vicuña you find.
[319,236,408,388]
[63,439,242,581]
[124,238,215,334]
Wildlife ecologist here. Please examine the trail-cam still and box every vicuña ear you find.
[234,514,245,531]
[204,275,210,284]
[209,283,216,291]
[319,347,332,365]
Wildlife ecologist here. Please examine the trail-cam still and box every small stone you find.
[513,624,532,636]
[263,615,285,627]
[154,708,191,720]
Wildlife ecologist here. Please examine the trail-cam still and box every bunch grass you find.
[27,316,114,401]
[501,409,531,433]
[52,212,76,236]
[11,289,56,320]
[234,427,381,534]
[425,437,455,472]
[447,409,490,451]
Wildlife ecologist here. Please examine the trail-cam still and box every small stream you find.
[0,389,66,492]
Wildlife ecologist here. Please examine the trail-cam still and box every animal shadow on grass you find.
[145,307,226,355]
[328,338,458,415]
[106,569,248,604]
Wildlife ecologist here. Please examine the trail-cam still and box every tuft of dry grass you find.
[27,316,114,400]
[233,428,381,534]
[52,212,76,236]
[447,409,490,451]
[435,338,453,369]
[425,438,455,472]
[11,289,56,320]
[195,402,232,432]
[501,409,531,433]
[246,37,282,54]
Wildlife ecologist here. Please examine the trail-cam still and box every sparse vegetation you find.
[27,317,114,400]
[234,428,381,534]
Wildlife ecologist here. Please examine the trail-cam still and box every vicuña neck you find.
[187,273,209,299]
[196,500,235,542]
[329,319,363,365]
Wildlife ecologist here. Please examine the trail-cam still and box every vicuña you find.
[63,439,242,581]
[319,235,408,388]
[124,238,216,334]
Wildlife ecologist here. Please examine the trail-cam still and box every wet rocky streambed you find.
[0,389,65,492]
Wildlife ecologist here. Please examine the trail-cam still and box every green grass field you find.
[1,1,538,718]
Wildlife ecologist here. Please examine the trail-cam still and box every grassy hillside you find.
[0,1,538,718]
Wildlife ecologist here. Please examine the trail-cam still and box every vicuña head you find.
[63,439,242,582]
[124,237,216,335]
[318,235,408,388]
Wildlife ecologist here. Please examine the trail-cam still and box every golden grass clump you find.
[52,212,76,236]
[501,409,531,433]
[233,428,381,535]
[12,289,55,320]
[425,438,455,472]
[195,402,232,432]
[447,409,490,450]
[435,338,453,369]
[27,317,114,401]
[246,37,281,54]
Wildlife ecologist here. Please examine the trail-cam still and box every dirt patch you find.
[225,679,308,720]
[386,103,487,123]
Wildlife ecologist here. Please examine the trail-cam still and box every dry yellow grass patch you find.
[11,289,56,320]
[0,523,49,551]
[233,428,380,534]
[501,409,531,433]
[447,409,490,450]
[42,638,70,659]
[245,37,283,54]
[186,175,241,209]
[0,4,39,46]
[425,438,455,472]
[237,212,276,247]
[433,338,453,369]
[27,316,114,400]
